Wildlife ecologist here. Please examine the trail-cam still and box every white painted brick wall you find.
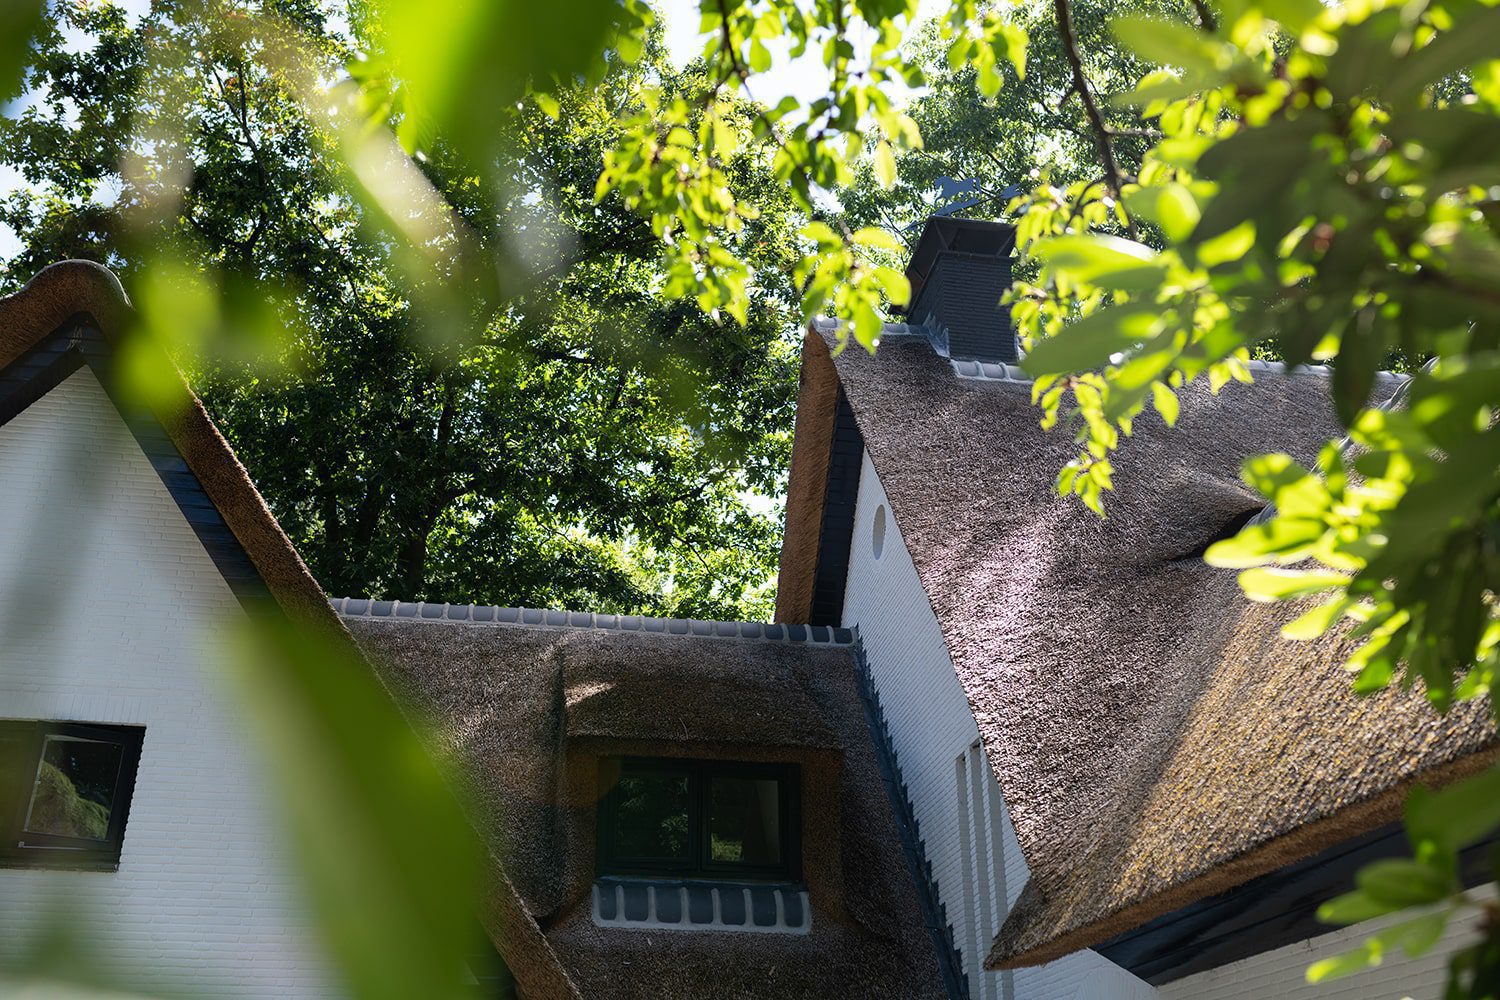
[841,450,1154,1000]
[1163,886,1496,1000]
[0,369,335,997]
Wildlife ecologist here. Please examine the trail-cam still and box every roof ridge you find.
[330,597,856,646]
[812,317,1410,386]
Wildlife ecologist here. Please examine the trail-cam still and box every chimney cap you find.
[901,217,1016,311]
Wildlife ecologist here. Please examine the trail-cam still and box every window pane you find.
[24,735,123,841]
[709,775,782,866]
[613,771,690,860]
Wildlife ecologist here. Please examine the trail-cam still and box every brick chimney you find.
[899,217,1018,363]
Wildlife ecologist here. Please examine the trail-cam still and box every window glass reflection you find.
[613,771,690,860]
[24,735,123,841]
[709,775,781,866]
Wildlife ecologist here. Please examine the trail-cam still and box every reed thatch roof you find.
[783,324,1497,970]
[340,603,946,1000]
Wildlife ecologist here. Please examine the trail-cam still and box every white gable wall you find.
[840,448,1156,1000]
[0,369,334,997]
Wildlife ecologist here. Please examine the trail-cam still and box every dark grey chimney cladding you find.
[899,217,1019,364]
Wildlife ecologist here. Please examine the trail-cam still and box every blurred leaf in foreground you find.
[227,609,483,1000]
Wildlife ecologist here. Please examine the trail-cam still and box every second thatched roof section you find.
[790,324,1497,969]
[338,600,948,1000]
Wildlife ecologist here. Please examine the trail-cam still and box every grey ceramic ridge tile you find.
[329,596,857,646]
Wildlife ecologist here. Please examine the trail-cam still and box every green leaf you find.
[801,221,841,249]
[1256,0,1326,34]
[749,37,772,73]
[1240,453,1330,518]
[1000,22,1028,79]
[228,614,481,1000]
[874,141,897,189]
[1237,566,1350,601]
[1475,60,1500,110]
[1355,859,1453,908]
[374,0,617,156]
[1155,185,1201,244]
[1306,946,1380,983]
[1021,303,1164,377]
[1114,71,1201,108]
[1281,595,1356,640]
[1110,16,1223,76]
[0,0,43,102]
[1194,116,1328,242]
[1205,518,1324,568]
[1151,382,1179,426]
[1395,908,1451,958]
[1383,6,1500,106]
[870,265,912,307]
[1317,889,1402,926]
[1333,309,1385,426]
[1033,234,1166,291]
[616,27,644,64]
[852,226,904,252]
[1306,911,1452,982]
[1405,766,1500,855]
[533,91,561,119]
[1195,221,1255,268]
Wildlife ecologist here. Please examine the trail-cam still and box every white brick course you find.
[1164,888,1496,1000]
[841,449,1153,1000]
[0,369,334,997]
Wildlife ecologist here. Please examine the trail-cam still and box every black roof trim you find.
[808,387,863,627]
[1095,821,1496,984]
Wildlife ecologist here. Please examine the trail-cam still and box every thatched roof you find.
[338,601,947,1000]
[0,262,577,999]
[781,323,1498,969]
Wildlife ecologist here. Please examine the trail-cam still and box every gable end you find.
[0,316,266,603]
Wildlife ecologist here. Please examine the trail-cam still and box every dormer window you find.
[597,757,800,882]
[0,721,145,870]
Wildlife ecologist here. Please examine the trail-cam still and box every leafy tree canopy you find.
[835,0,1182,233]
[1,0,802,619]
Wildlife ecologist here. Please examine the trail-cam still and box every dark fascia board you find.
[1095,820,1496,985]
[0,316,269,605]
[850,640,969,999]
[808,388,863,627]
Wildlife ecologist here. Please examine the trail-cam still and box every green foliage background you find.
[0,3,802,620]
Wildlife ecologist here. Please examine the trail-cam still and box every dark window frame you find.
[0,720,145,870]
[596,757,801,882]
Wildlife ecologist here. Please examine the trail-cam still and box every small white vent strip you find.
[591,881,810,935]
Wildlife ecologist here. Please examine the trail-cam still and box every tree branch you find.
[1053,0,1137,236]
[1053,0,1127,196]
